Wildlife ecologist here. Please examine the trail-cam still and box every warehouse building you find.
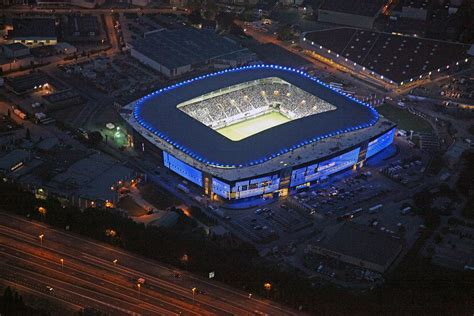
[301,27,471,88]
[7,18,57,47]
[1,43,30,58]
[307,223,403,273]
[318,0,389,29]
[129,28,256,78]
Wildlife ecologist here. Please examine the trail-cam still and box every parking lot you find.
[204,138,428,285]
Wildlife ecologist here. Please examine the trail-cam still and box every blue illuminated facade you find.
[366,128,396,159]
[163,152,203,186]
[290,147,361,188]
[212,178,231,199]
[159,133,393,203]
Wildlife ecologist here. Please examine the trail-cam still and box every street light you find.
[137,283,141,298]
[264,282,271,298]
[38,206,47,217]
[113,259,118,265]
[191,287,197,304]
[39,234,44,248]
[60,258,64,270]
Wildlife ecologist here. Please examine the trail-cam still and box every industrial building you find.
[129,28,256,78]
[7,18,57,47]
[300,27,471,88]
[307,223,403,273]
[318,0,389,29]
[61,15,102,41]
[1,43,30,58]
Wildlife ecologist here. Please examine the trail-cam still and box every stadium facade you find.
[121,65,396,207]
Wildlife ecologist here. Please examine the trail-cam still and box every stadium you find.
[121,65,396,207]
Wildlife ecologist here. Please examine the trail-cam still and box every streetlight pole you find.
[60,258,64,271]
[191,287,197,304]
[137,283,141,298]
[39,234,44,248]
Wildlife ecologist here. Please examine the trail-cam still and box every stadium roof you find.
[304,27,470,83]
[130,28,252,69]
[129,65,379,168]
[319,0,387,17]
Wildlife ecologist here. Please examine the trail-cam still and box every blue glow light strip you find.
[132,64,380,168]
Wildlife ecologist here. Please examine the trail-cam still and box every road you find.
[1,6,189,15]
[0,211,304,316]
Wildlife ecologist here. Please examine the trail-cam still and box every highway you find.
[0,211,304,316]
[1,6,188,14]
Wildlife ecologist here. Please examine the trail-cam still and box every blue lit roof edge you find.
[132,64,379,168]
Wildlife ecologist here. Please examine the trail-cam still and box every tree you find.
[88,131,102,145]
[216,12,235,31]
[413,189,432,212]
[25,127,31,140]
[276,24,294,41]
[1,286,26,315]
[187,0,202,12]
[188,10,203,25]
[229,23,245,36]
[240,9,255,22]
[203,0,217,20]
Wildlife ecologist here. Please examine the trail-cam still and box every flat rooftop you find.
[130,28,252,69]
[317,223,402,269]
[304,27,470,83]
[319,0,387,17]
[122,65,394,180]
[251,43,311,68]
[9,18,56,39]
[2,43,29,51]
[5,71,50,94]
[0,149,29,171]
[49,153,133,201]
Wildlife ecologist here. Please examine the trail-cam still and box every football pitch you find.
[217,112,290,141]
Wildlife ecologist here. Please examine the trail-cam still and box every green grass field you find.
[217,112,290,141]
[377,104,433,133]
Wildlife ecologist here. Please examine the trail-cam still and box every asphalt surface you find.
[0,211,304,316]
